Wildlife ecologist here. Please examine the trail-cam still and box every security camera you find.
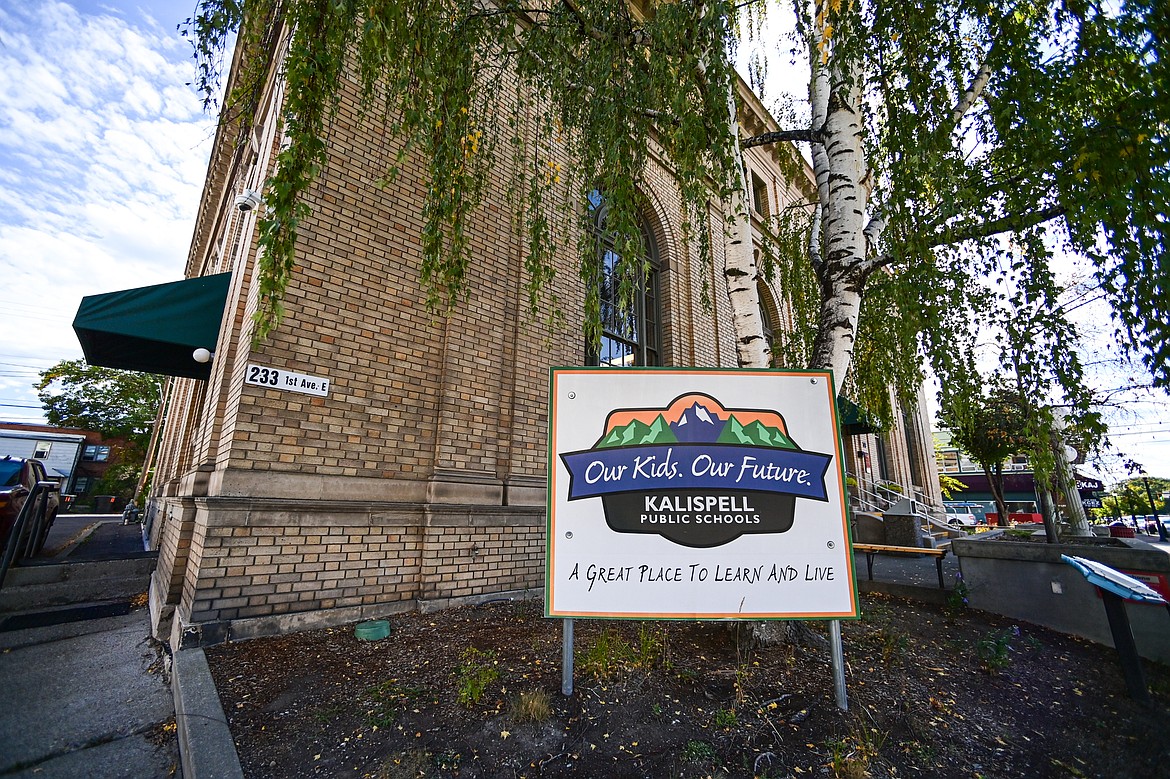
[234,189,263,212]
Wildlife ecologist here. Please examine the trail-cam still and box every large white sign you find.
[245,364,330,397]
[547,368,858,620]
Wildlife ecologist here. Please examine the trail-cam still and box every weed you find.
[713,707,738,729]
[312,704,344,725]
[365,679,426,729]
[509,688,552,723]
[734,663,752,705]
[578,625,665,681]
[376,749,432,779]
[578,628,635,680]
[826,722,887,779]
[861,598,895,625]
[683,739,717,763]
[907,741,936,764]
[825,740,872,778]
[651,701,663,717]
[877,627,908,663]
[432,750,461,770]
[975,626,1018,674]
[945,573,970,616]
[456,647,500,706]
[636,624,668,668]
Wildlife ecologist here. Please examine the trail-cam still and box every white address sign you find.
[245,364,330,397]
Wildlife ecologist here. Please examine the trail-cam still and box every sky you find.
[0,1,214,415]
[0,1,1165,486]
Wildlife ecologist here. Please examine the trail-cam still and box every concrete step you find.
[0,556,156,614]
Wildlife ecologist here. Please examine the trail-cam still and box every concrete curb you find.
[172,648,244,779]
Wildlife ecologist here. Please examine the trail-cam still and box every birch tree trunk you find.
[806,15,873,396]
[722,64,770,369]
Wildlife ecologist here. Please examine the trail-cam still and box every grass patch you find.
[509,688,552,723]
[578,624,667,681]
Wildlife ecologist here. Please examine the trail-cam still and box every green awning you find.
[73,273,231,380]
[838,396,878,436]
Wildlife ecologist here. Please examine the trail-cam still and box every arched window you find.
[586,190,661,366]
[757,279,779,367]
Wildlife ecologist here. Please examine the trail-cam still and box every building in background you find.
[0,422,124,506]
[933,430,1103,523]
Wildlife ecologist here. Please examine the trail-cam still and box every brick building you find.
[0,422,126,503]
[77,23,940,648]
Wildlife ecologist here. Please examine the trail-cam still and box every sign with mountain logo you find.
[548,369,858,620]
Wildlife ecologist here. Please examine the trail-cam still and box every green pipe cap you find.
[354,619,391,641]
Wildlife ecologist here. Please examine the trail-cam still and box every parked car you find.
[944,502,985,527]
[1143,517,1170,535]
[0,455,61,557]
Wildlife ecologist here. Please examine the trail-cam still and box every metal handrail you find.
[0,480,60,588]
[847,473,946,524]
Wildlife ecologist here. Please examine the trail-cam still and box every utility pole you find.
[1141,476,1167,543]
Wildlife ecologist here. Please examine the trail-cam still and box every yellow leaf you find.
[501,730,511,739]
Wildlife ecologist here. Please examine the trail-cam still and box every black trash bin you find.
[93,495,116,513]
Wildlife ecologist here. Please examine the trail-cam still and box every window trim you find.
[585,192,663,367]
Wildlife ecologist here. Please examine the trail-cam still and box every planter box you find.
[952,534,1170,663]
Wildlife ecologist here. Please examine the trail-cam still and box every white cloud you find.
[0,0,214,420]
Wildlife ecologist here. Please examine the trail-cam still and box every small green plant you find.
[456,647,500,706]
[713,707,738,729]
[578,628,635,680]
[636,624,667,668]
[509,688,552,723]
[432,749,461,771]
[578,624,665,681]
[945,573,970,616]
[312,703,344,725]
[861,597,895,623]
[682,739,717,763]
[364,679,426,729]
[877,627,908,663]
[377,749,432,779]
[908,741,936,765]
[827,738,867,779]
[826,724,887,779]
[734,663,752,705]
[975,626,1019,673]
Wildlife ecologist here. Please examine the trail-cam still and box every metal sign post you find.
[561,618,574,696]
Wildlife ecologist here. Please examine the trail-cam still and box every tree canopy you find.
[185,0,1169,436]
[940,380,1033,525]
[35,359,163,451]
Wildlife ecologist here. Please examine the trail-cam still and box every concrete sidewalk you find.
[853,547,963,604]
[0,514,241,779]
[0,609,178,778]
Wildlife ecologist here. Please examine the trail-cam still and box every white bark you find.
[723,77,770,369]
[806,4,872,395]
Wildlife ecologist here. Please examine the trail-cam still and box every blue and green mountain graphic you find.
[596,404,796,450]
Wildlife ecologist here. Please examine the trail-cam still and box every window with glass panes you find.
[586,190,661,367]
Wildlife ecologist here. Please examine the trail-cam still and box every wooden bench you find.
[853,543,950,589]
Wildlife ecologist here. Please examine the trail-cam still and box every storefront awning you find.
[838,396,878,436]
[73,273,231,380]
